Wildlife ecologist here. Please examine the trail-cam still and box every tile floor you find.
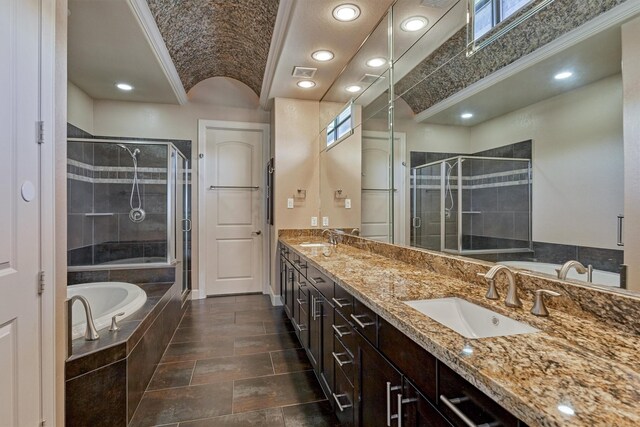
[129,294,341,426]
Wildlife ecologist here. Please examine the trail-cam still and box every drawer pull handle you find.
[440,395,477,427]
[296,298,307,306]
[351,313,375,329]
[332,392,352,412]
[294,321,307,332]
[332,324,351,337]
[312,276,325,283]
[332,351,352,366]
[332,297,351,308]
[386,382,402,426]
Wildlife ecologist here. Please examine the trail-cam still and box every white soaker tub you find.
[498,261,620,287]
[68,282,147,340]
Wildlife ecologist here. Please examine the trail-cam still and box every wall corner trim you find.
[127,0,189,105]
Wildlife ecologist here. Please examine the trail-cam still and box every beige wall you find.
[408,75,623,251]
[67,81,94,133]
[271,98,322,294]
[320,104,362,229]
[622,16,640,291]
[88,77,270,294]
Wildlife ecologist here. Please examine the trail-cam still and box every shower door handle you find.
[412,217,422,228]
[182,218,192,232]
[617,215,624,246]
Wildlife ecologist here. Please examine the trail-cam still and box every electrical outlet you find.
[287,198,294,209]
[345,198,351,209]
[322,216,329,227]
[311,217,318,227]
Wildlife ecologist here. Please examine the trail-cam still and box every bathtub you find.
[68,282,147,340]
[498,261,620,287]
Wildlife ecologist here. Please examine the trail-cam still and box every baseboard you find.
[190,289,206,300]
[269,289,283,306]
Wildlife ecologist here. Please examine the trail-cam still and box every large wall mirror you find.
[317,0,639,294]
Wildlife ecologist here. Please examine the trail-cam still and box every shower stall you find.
[67,138,190,293]
[411,156,532,255]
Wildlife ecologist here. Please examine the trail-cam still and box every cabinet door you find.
[402,380,453,427]
[307,286,322,370]
[355,332,403,427]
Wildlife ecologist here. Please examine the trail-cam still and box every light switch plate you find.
[287,198,294,209]
[311,216,318,227]
[345,198,351,209]
[322,216,329,227]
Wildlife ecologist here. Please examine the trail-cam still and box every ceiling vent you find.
[421,0,455,8]
[292,66,317,78]
[359,74,385,85]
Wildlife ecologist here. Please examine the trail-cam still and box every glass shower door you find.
[412,163,443,251]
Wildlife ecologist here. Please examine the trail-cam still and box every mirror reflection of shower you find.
[117,144,146,223]
[444,159,461,219]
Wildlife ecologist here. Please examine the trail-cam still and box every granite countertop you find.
[279,236,640,427]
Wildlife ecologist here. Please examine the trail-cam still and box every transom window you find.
[473,0,531,39]
[327,104,353,147]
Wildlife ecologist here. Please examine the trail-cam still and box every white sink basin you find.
[299,242,329,248]
[405,297,539,339]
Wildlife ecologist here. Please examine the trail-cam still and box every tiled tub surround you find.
[65,281,185,426]
[278,231,640,426]
[67,264,176,286]
[396,0,628,114]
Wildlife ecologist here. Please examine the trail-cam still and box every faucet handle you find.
[531,290,561,317]
[477,272,499,300]
[109,312,126,331]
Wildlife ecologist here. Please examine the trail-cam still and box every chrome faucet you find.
[350,228,360,236]
[482,265,522,308]
[557,260,593,282]
[322,229,336,245]
[69,295,100,341]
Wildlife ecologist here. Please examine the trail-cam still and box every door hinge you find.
[38,271,45,295]
[37,121,44,144]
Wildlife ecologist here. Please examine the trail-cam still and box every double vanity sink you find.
[405,297,539,339]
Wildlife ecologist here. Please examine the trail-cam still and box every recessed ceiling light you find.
[312,50,334,62]
[345,85,362,93]
[366,57,387,68]
[554,71,573,80]
[333,4,361,22]
[461,113,473,119]
[297,80,316,89]
[116,82,133,91]
[401,16,428,32]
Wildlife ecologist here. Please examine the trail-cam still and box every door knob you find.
[252,230,262,236]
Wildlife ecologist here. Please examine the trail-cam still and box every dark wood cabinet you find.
[355,332,403,427]
[278,248,527,427]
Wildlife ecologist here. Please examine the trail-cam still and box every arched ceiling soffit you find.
[146,0,280,96]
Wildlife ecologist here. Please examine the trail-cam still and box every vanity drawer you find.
[307,265,334,300]
[292,254,308,273]
[438,362,519,427]
[333,333,355,386]
[378,317,437,401]
[352,297,377,345]
[332,285,353,319]
[332,359,355,426]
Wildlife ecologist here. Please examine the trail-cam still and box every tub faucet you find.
[557,260,593,283]
[69,295,100,341]
[481,265,522,308]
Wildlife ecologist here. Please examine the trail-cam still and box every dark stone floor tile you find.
[233,371,325,413]
[161,337,235,363]
[264,319,296,334]
[234,294,270,304]
[191,353,274,385]
[235,308,287,324]
[179,408,284,427]
[172,322,266,343]
[129,382,233,427]
[234,332,301,355]
[179,312,236,328]
[147,361,195,391]
[282,401,341,427]
[270,348,313,374]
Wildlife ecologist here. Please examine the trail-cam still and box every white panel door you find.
[361,131,406,244]
[0,0,43,425]
[203,125,264,295]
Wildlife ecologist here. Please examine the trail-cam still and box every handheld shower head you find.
[116,144,139,160]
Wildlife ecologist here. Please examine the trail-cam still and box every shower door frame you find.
[67,137,186,271]
[413,155,533,255]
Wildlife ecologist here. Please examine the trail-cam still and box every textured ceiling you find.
[146,0,280,96]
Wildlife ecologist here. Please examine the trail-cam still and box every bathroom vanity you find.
[278,232,640,427]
